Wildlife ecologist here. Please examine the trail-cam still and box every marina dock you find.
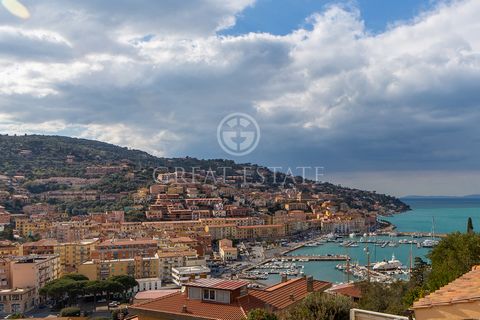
[278,255,350,261]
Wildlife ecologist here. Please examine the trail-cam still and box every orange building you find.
[91,239,158,260]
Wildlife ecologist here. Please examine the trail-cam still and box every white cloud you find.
[1,0,480,195]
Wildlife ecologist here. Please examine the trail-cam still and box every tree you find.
[40,274,89,307]
[467,217,474,234]
[246,309,278,320]
[60,307,81,317]
[62,273,89,282]
[427,232,480,291]
[358,281,409,315]
[102,280,124,304]
[282,293,354,320]
[85,280,104,310]
[108,275,138,301]
[402,256,431,307]
[409,257,430,289]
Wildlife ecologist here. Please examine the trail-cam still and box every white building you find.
[172,266,210,286]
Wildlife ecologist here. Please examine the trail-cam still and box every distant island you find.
[402,195,480,199]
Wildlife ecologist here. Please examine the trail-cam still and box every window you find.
[203,289,215,301]
[12,304,20,313]
[0,304,4,312]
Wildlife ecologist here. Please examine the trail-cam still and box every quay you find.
[395,232,447,238]
[279,255,350,261]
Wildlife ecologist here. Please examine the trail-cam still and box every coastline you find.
[377,218,396,233]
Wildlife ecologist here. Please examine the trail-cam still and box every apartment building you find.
[10,255,61,305]
[157,249,205,283]
[171,266,211,286]
[21,239,58,256]
[14,218,50,237]
[0,288,35,316]
[54,238,99,274]
[205,224,237,240]
[0,241,19,256]
[218,239,237,261]
[91,239,158,260]
[78,255,159,281]
[321,215,367,235]
[236,224,286,240]
[0,258,11,289]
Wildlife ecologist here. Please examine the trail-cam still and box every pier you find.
[279,255,350,262]
[281,254,350,262]
[395,232,447,238]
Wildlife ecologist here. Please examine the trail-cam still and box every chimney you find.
[265,303,273,312]
[281,273,288,283]
[306,275,314,292]
[182,305,188,313]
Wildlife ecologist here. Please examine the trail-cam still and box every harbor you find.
[245,232,435,284]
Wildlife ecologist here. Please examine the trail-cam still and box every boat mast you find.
[432,216,435,240]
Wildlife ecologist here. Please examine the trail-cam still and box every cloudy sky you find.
[1,0,480,196]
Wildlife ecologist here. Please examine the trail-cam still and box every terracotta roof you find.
[131,291,247,320]
[22,239,59,247]
[157,250,197,258]
[237,224,283,229]
[413,265,480,308]
[134,289,180,301]
[326,283,362,299]
[186,279,249,290]
[241,277,331,311]
[130,277,331,320]
[97,238,158,246]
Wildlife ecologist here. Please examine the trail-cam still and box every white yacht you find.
[422,239,439,248]
[372,254,402,271]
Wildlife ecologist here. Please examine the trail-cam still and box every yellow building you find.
[0,241,19,256]
[54,238,100,274]
[15,218,51,237]
[235,224,286,240]
[78,254,159,281]
[205,224,237,240]
[218,239,237,261]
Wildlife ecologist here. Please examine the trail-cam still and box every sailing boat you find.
[422,217,439,248]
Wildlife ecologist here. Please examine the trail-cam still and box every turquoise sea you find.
[259,198,480,284]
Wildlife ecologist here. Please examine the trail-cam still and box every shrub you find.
[60,306,81,317]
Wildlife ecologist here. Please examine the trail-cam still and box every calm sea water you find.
[385,198,480,234]
[259,198,480,284]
